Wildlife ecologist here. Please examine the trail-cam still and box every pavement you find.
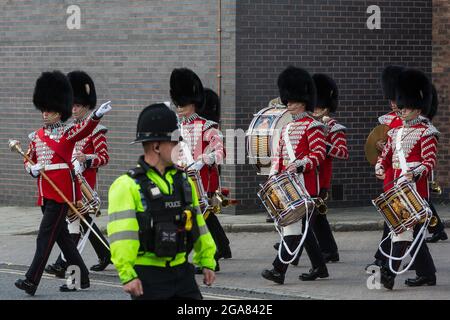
[1,205,449,300]
[1,204,450,236]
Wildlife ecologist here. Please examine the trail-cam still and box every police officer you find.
[107,103,216,300]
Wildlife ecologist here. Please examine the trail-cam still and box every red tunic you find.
[271,113,326,196]
[376,118,439,199]
[73,122,109,189]
[319,118,348,189]
[25,114,100,206]
[179,113,225,193]
[378,111,402,191]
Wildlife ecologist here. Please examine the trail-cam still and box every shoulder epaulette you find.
[330,123,347,133]
[28,131,37,141]
[203,120,218,131]
[422,124,440,139]
[92,124,108,136]
[308,119,326,130]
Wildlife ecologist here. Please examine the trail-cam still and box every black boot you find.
[45,263,67,279]
[380,267,395,290]
[60,279,90,292]
[299,265,329,281]
[323,252,339,263]
[90,257,111,272]
[261,268,285,284]
[405,275,436,287]
[15,279,37,296]
[426,231,448,243]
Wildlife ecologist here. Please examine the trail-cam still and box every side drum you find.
[372,181,430,235]
[257,172,314,227]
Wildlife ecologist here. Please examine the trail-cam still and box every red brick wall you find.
[432,0,450,199]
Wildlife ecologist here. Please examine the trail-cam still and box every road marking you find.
[0,268,261,299]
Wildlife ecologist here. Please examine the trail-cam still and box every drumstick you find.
[383,164,421,188]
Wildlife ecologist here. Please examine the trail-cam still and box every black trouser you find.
[205,213,230,258]
[55,214,110,267]
[374,222,391,262]
[273,212,326,274]
[205,192,231,258]
[313,215,338,254]
[384,224,436,278]
[132,263,202,300]
[25,199,89,286]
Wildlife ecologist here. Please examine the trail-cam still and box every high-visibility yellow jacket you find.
[107,164,216,284]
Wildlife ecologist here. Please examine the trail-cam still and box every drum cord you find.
[275,200,313,265]
[378,208,432,275]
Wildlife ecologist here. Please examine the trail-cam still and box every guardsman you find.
[15,71,111,295]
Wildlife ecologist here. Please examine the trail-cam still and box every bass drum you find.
[246,98,292,175]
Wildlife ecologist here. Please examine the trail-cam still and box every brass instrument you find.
[66,161,101,222]
[365,124,390,166]
[430,181,442,195]
[77,173,101,216]
[314,193,328,215]
[430,171,442,195]
[420,215,438,228]
[204,189,238,220]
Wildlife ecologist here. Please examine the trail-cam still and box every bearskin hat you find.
[32,70,73,122]
[381,65,404,100]
[277,66,316,112]
[198,88,220,123]
[170,68,204,111]
[312,74,338,113]
[396,69,432,113]
[67,70,97,109]
[427,84,438,120]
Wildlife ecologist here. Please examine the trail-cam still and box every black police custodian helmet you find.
[312,73,338,113]
[277,66,316,112]
[396,69,432,113]
[132,103,182,144]
[67,70,97,109]
[169,68,204,111]
[381,65,404,101]
[33,70,73,122]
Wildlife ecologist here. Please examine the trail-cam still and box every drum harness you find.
[376,127,433,275]
[275,123,314,264]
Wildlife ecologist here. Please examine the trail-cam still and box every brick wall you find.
[432,0,450,202]
[0,0,236,207]
[232,0,433,213]
[0,1,443,214]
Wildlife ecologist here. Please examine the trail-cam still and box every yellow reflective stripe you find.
[108,210,135,222]
[107,218,139,236]
[109,231,139,244]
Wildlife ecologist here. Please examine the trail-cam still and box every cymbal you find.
[365,124,390,166]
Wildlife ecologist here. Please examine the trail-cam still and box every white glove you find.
[190,160,205,171]
[94,101,112,118]
[30,163,43,177]
[73,160,84,175]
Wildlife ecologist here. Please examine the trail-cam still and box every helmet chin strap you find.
[401,109,420,122]
[43,112,61,125]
